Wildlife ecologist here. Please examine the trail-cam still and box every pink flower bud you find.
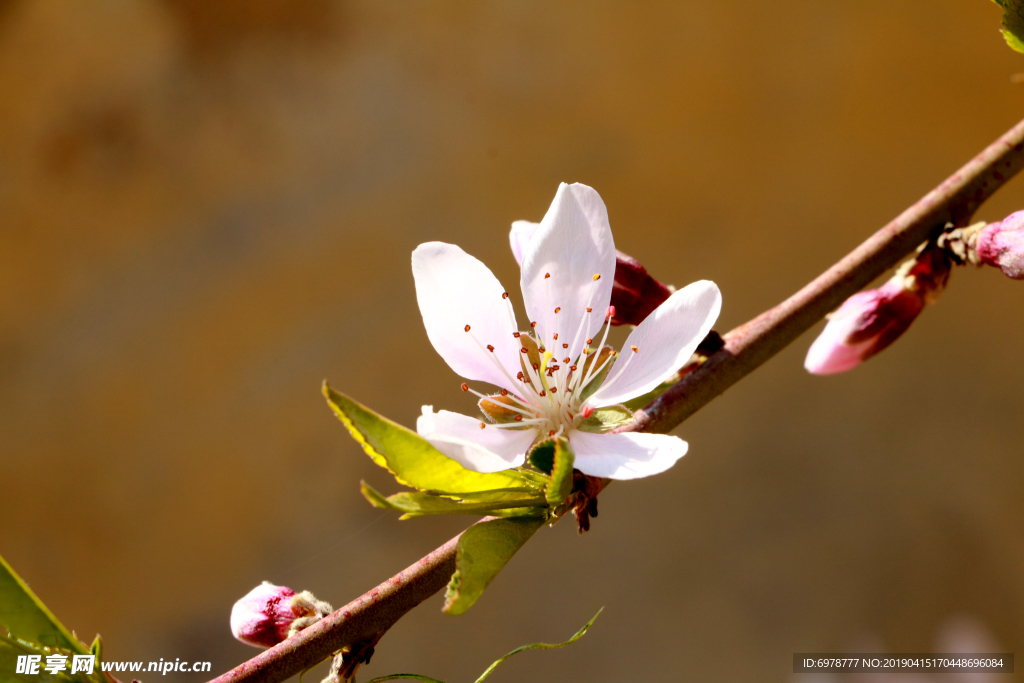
[805,248,949,375]
[610,251,673,326]
[976,211,1024,279]
[230,582,319,648]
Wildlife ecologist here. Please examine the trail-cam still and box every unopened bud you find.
[805,247,950,375]
[230,582,332,649]
[976,211,1024,279]
[609,251,673,326]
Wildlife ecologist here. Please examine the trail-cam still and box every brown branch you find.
[209,531,462,683]
[209,116,1024,683]
[627,116,1024,435]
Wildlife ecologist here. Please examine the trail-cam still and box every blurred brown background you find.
[2,1,1024,681]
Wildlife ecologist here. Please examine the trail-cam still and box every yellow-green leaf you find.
[443,517,543,616]
[0,554,107,683]
[360,482,546,519]
[324,383,530,493]
[994,0,1024,53]
[546,438,575,506]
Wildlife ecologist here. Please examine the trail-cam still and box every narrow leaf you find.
[472,609,603,683]
[443,517,543,616]
[324,384,529,493]
[546,438,575,506]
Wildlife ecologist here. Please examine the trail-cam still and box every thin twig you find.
[208,116,1024,683]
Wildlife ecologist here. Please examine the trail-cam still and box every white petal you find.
[509,220,540,267]
[417,406,534,473]
[568,430,688,480]
[412,242,522,393]
[585,280,721,407]
[519,183,616,362]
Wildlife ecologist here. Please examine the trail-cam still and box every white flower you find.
[411,183,721,480]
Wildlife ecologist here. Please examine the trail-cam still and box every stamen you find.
[593,274,601,281]
[515,415,523,422]
[563,343,568,349]
[530,321,537,328]
[479,423,486,429]
[464,324,471,332]
[586,307,592,313]
[586,338,593,345]
[631,345,639,353]
[461,383,469,391]
[554,307,561,314]
[563,357,570,363]
[553,333,559,340]
[502,292,509,299]
[521,348,529,354]
[500,388,508,396]
[538,346,546,353]
[513,332,521,338]
[544,273,551,279]
[487,344,495,352]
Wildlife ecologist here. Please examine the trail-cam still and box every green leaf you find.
[360,482,546,519]
[364,609,602,683]
[0,554,106,683]
[994,0,1024,53]
[545,438,575,506]
[443,517,544,616]
[575,405,634,434]
[471,608,603,682]
[324,384,531,493]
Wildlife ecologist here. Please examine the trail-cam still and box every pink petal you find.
[584,280,721,407]
[568,430,688,480]
[412,242,522,393]
[519,183,616,363]
[417,407,534,473]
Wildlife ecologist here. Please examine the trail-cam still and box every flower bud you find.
[805,247,950,375]
[976,211,1024,279]
[230,582,332,648]
[609,251,673,326]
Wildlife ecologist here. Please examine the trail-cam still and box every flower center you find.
[459,272,640,438]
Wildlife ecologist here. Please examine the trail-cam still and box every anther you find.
[517,371,524,380]
[502,292,509,299]
[606,305,616,320]
[461,383,469,391]
[479,423,486,430]
[515,415,523,422]
[562,343,568,349]
[538,346,546,353]
[464,324,471,332]
[553,333,559,340]
[513,332,521,338]
[548,429,556,436]
[521,348,529,354]
[563,357,570,363]
[592,274,601,281]
[532,363,539,370]
[554,307,561,313]
[539,390,546,397]
[530,321,537,328]
[631,345,639,353]
[544,273,551,279]
[581,406,594,418]
[586,338,593,345]
[487,344,495,352]
[586,307,592,313]
[500,388,508,396]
